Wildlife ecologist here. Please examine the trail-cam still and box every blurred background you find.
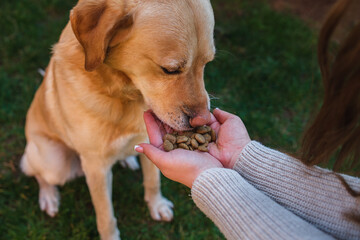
[0,0,356,239]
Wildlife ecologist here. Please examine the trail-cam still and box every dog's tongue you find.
[150,111,176,133]
[150,110,194,133]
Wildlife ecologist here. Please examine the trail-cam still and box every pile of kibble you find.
[163,125,216,152]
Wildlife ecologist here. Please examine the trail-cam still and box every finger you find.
[210,121,221,134]
[143,111,163,147]
[138,143,168,168]
[208,112,219,125]
[213,108,237,124]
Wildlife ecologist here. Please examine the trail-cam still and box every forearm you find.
[234,141,360,240]
[191,168,332,240]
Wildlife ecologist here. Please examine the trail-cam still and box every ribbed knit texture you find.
[191,168,333,240]
[234,141,360,240]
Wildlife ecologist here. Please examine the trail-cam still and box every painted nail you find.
[134,145,144,153]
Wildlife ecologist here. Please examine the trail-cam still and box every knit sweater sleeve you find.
[191,168,333,240]
[233,141,360,240]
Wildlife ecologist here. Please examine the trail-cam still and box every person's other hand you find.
[135,110,223,188]
[208,108,251,168]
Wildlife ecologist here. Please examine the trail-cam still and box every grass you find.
[0,0,334,239]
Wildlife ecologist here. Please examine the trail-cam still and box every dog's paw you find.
[39,186,60,217]
[148,196,174,222]
[100,228,121,240]
[120,156,140,171]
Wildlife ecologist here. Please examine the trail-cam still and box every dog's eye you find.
[161,66,181,75]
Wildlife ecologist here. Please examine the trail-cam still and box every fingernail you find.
[134,145,144,153]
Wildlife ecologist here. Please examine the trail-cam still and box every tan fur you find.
[21,0,215,239]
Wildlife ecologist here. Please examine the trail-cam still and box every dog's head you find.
[70,0,215,131]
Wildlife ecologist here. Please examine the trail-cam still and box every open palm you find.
[208,108,251,168]
[136,110,222,188]
[136,108,251,188]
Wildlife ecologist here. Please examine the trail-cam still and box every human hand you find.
[207,108,251,168]
[135,110,223,188]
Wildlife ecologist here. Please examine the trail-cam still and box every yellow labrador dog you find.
[21,0,215,239]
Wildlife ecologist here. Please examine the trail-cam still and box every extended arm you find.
[233,141,360,239]
[191,168,333,240]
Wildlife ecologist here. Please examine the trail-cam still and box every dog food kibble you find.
[203,133,211,142]
[176,135,189,143]
[196,125,211,134]
[178,143,190,150]
[164,134,176,144]
[197,145,208,152]
[162,125,216,152]
[210,129,216,142]
[190,138,199,148]
[163,140,174,152]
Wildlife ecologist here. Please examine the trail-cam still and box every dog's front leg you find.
[139,154,174,221]
[81,157,120,240]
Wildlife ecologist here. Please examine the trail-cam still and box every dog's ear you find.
[70,0,134,71]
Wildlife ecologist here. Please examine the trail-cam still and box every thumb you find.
[135,143,167,167]
[213,108,237,124]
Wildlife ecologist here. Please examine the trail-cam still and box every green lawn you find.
[0,0,327,239]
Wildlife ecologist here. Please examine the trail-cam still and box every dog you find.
[20,0,215,239]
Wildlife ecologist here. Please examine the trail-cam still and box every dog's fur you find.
[20,0,215,239]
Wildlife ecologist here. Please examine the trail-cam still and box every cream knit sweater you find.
[191,141,360,240]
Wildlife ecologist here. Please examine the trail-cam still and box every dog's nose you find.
[189,111,211,127]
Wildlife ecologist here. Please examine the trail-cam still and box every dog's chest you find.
[109,133,147,161]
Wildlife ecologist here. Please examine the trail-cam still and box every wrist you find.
[192,165,223,188]
[229,140,251,168]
